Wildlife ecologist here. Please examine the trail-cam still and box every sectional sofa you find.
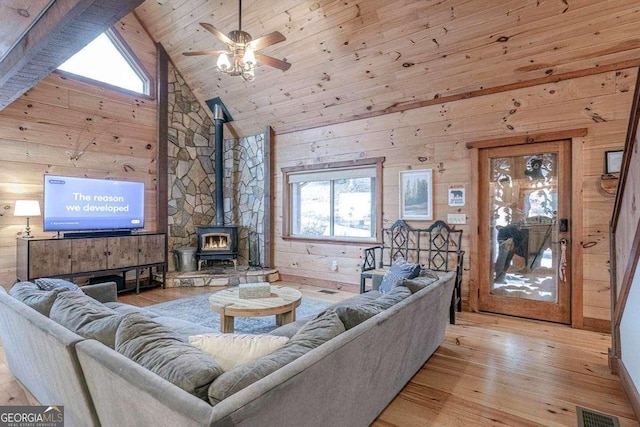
[0,272,455,427]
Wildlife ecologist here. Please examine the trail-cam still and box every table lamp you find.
[14,200,41,238]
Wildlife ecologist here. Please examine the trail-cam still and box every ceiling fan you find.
[182,0,291,82]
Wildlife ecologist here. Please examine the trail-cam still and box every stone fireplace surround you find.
[166,64,266,271]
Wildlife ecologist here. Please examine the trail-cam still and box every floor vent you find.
[318,289,338,294]
[577,406,620,427]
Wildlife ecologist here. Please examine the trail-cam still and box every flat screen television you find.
[43,175,145,233]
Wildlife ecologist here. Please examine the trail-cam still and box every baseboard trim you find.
[618,358,640,422]
[582,317,611,333]
[279,274,359,293]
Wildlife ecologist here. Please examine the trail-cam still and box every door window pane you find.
[489,153,559,303]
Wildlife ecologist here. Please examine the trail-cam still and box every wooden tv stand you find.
[16,233,167,294]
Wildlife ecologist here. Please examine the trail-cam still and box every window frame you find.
[282,157,384,244]
[55,28,154,99]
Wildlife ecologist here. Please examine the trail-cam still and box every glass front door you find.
[479,141,571,323]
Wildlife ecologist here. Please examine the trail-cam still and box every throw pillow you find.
[34,278,80,292]
[116,313,224,401]
[49,291,126,348]
[9,281,66,317]
[189,334,289,371]
[378,257,421,294]
[208,309,345,403]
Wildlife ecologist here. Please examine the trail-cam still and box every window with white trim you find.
[283,158,383,242]
[57,30,150,95]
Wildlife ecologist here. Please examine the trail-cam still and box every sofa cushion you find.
[270,291,382,338]
[399,269,441,293]
[104,301,157,317]
[189,333,289,371]
[379,258,420,293]
[34,277,81,292]
[334,286,412,329]
[49,291,126,348]
[152,315,218,338]
[9,281,66,317]
[115,314,224,401]
[209,309,345,403]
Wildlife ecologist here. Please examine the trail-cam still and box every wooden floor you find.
[1,282,638,426]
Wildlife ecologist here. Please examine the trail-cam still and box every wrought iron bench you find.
[360,219,464,324]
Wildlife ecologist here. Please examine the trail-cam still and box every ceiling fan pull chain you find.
[238,0,242,31]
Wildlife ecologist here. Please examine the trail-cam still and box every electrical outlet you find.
[447,213,466,225]
[331,260,338,271]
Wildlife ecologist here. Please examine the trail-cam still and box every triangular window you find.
[57,30,150,95]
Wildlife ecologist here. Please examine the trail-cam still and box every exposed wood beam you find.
[0,0,144,110]
[278,59,640,136]
[465,128,588,150]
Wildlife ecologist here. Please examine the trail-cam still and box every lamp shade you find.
[14,200,41,217]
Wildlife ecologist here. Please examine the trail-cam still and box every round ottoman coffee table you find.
[209,285,302,333]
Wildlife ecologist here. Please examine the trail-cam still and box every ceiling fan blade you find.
[183,50,231,57]
[199,22,234,46]
[248,31,286,51]
[255,53,291,71]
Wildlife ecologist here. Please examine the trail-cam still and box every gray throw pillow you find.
[34,278,80,292]
[116,314,224,401]
[209,310,345,403]
[9,281,66,317]
[49,291,126,348]
[379,258,420,294]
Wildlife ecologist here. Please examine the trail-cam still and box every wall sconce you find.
[14,200,41,238]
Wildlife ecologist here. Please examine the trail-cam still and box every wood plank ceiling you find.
[135,0,640,136]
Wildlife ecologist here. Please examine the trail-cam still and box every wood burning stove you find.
[196,225,238,270]
[196,101,239,270]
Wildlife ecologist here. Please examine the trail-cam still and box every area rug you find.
[145,292,331,334]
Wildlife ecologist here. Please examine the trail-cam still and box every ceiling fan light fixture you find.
[217,53,231,72]
[183,0,291,81]
[242,47,256,67]
[242,69,255,82]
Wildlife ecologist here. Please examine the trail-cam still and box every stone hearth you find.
[161,267,279,288]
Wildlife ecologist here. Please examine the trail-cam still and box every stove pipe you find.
[213,104,225,226]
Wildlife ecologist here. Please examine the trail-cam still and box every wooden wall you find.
[274,68,637,325]
[0,13,157,284]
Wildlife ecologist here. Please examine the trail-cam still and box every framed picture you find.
[400,169,433,220]
[605,150,623,174]
[448,185,465,207]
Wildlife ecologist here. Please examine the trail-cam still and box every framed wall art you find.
[448,185,465,207]
[399,169,433,220]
